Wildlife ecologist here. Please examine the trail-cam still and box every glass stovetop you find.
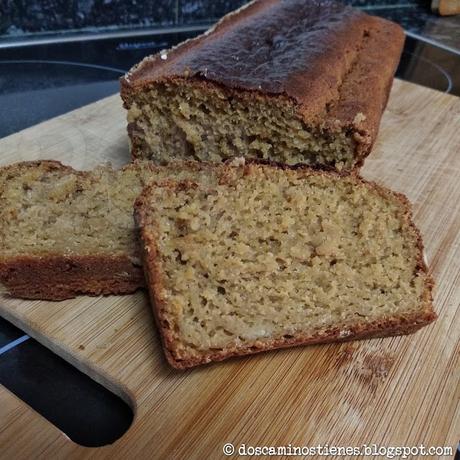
[0,32,459,139]
[0,29,459,446]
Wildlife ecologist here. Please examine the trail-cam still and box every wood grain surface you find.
[0,79,459,459]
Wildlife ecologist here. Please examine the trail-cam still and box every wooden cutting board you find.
[0,80,459,459]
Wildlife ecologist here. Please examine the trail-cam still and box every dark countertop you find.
[368,2,460,51]
[1,1,460,53]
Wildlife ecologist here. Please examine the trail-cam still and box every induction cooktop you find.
[0,28,459,447]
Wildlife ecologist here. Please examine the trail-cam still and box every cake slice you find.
[121,0,404,170]
[135,164,436,369]
[0,160,230,300]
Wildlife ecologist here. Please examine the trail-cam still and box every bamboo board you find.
[0,80,459,459]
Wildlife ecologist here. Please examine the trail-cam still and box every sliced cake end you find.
[0,160,230,300]
[135,164,436,369]
[121,0,404,170]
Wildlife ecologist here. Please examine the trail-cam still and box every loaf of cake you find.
[121,0,404,171]
[0,160,229,300]
[135,164,436,369]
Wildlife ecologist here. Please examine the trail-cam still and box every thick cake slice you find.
[135,164,436,369]
[0,160,228,300]
[121,0,404,170]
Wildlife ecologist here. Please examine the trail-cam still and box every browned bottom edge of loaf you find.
[0,255,145,300]
[162,310,437,369]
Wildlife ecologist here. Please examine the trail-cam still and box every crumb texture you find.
[0,162,147,258]
[127,82,355,169]
[138,166,432,365]
[0,161,225,259]
[0,160,228,298]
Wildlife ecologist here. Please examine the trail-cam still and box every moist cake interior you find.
[127,80,356,170]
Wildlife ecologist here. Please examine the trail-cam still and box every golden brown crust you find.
[135,163,436,369]
[133,216,179,366]
[121,0,405,169]
[326,16,405,167]
[0,255,144,301]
